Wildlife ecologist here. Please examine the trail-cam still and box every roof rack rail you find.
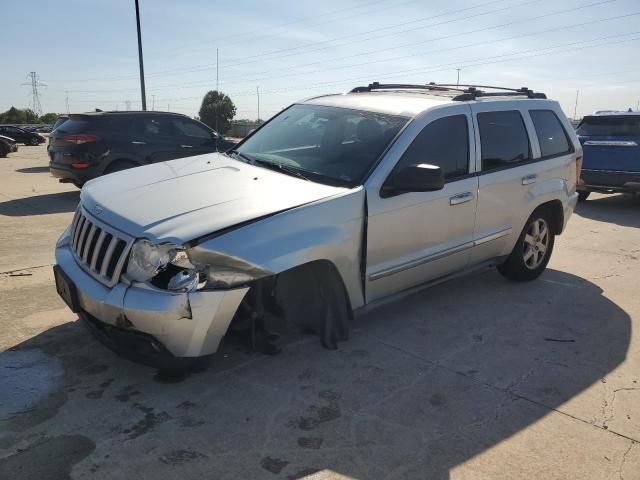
[349,82,547,100]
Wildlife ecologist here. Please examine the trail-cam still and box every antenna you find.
[65,90,70,114]
[22,72,46,116]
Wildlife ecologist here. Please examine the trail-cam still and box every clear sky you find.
[2,0,639,120]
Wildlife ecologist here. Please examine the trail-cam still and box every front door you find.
[365,106,478,303]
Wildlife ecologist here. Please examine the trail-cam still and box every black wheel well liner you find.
[532,199,564,235]
[103,158,141,173]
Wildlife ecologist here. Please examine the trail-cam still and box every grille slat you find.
[76,220,90,256]
[82,225,97,262]
[100,236,119,278]
[90,231,106,270]
[69,208,132,287]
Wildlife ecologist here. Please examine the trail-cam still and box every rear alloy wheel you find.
[578,191,590,202]
[498,211,555,282]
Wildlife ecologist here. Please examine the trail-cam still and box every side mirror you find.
[382,163,444,197]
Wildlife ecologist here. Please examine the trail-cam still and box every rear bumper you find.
[580,169,640,193]
[49,160,100,184]
[55,229,249,362]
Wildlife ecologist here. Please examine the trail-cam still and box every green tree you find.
[0,107,39,124]
[39,112,59,124]
[198,91,236,134]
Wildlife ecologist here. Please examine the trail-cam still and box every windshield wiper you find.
[251,159,311,181]
[227,150,254,164]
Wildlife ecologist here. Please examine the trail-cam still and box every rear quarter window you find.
[57,118,100,134]
[529,110,572,158]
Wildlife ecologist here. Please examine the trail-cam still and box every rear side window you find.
[56,119,96,134]
[530,110,572,158]
[171,119,212,139]
[395,115,470,181]
[577,116,640,136]
[478,111,531,171]
[130,116,178,138]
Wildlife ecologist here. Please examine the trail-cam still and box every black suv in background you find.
[0,125,46,145]
[48,111,236,187]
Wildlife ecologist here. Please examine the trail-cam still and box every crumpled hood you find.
[80,153,348,244]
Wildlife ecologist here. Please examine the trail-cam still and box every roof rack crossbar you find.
[349,82,546,100]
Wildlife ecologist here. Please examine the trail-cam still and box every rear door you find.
[469,107,537,264]
[470,105,575,265]
[577,115,640,173]
[128,115,183,163]
[169,117,218,157]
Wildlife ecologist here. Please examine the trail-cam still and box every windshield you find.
[577,116,640,137]
[235,104,408,186]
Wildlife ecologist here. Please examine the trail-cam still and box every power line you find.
[53,32,640,107]
[54,0,624,97]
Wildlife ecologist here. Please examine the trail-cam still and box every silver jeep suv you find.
[54,83,581,366]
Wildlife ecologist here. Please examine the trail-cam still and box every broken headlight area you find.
[127,240,203,292]
[127,240,271,292]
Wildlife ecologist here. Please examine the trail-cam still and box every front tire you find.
[578,191,590,202]
[497,210,555,282]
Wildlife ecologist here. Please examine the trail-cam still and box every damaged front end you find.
[54,226,272,366]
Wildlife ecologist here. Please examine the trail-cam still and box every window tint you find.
[530,110,571,157]
[576,116,640,136]
[130,116,177,138]
[172,119,212,139]
[478,111,531,171]
[395,115,469,180]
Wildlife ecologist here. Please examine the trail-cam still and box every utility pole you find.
[636,100,639,111]
[456,68,461,86]
[134,0,147,110]
[151,95,155,110]
[22,72,45,116]
[65,90,70,114]
[573,90,579,120]
[256,86,260,122]
[167,103,170,112]
[125,100,131,111]
[216,48,219,92]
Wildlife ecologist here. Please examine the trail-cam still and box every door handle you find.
[180,144,193,149]
[522,174,537,185]
[449,192,474,205]
[131,141,146,145]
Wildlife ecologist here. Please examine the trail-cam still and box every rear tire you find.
[104,160,138,174]
[578,191,590,202]
[28,138,40,146]
[497,209,555,282]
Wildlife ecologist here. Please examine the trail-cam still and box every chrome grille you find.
[70,207,133,287]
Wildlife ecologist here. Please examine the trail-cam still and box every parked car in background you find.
[49,111,236,187]
[0,134,18,157]
[53,83,581,367]
[0,125,45,145]
[576,110,640,200]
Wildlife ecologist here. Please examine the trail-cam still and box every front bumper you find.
[55,233,249,360]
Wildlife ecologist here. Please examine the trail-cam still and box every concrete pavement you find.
[1,144,639,479]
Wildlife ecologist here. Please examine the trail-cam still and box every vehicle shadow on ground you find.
[15,166,50,174]
[0,191,79,216]
[0,268,631,479]
[576,193,640,228]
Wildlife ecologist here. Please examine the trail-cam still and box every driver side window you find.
[394,115,470,181]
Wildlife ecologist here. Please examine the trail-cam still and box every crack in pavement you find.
[376,338,640,444]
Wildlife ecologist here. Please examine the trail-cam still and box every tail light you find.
[71,162,91,169]
[63,134,98,144]
[576,155,584,187]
